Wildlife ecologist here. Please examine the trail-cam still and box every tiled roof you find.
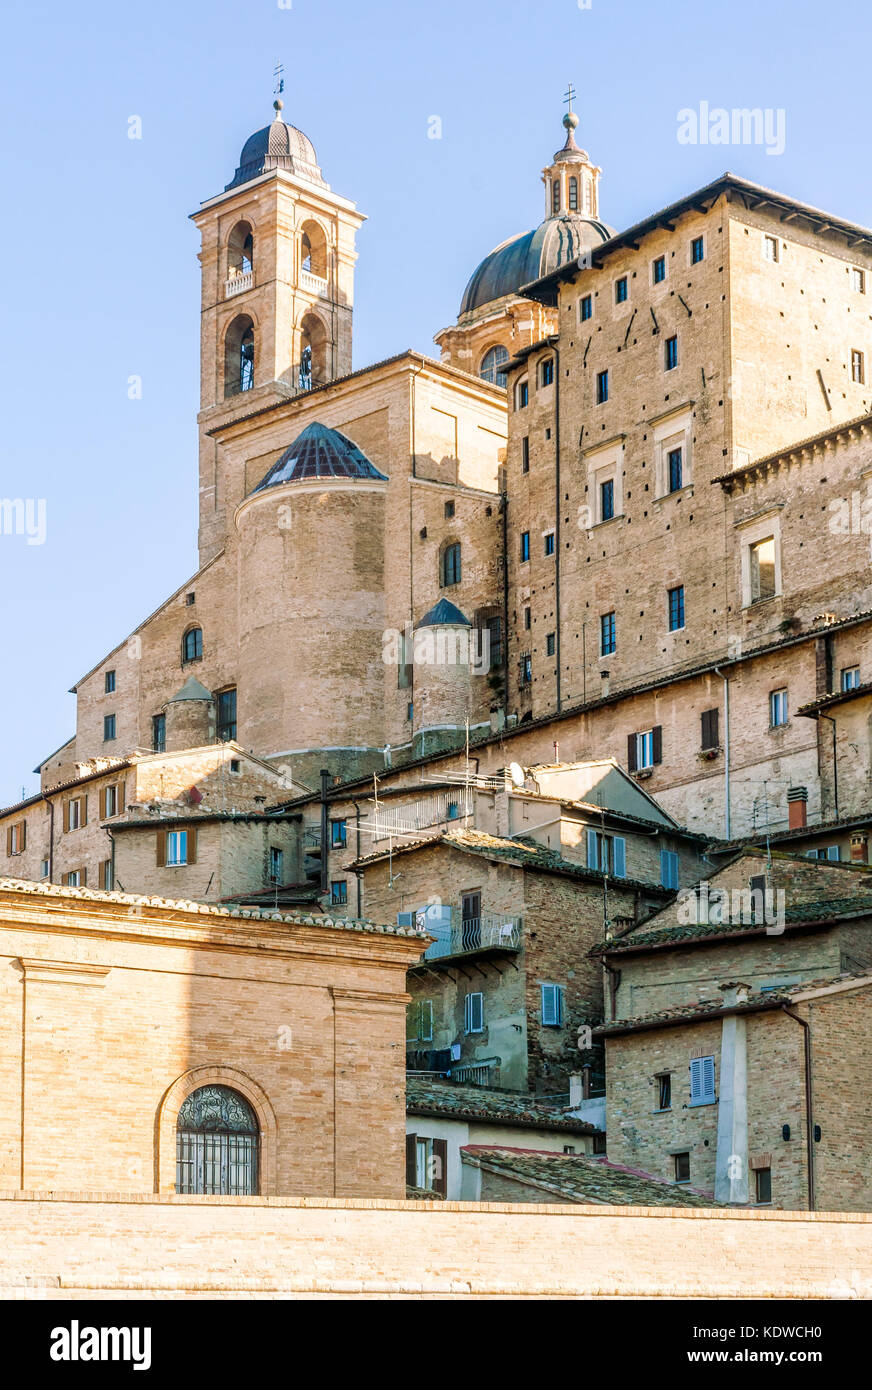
[709,819,872,854]
[461,1148,721,1207]
[595,972,872,1037]
[0,875,425,939]
[797,681,872,716]
[405,1185,446,1201]
[407,1078,599,1134]
[351,826,672,895]
[1,757,133,819]
[593,894,872,955]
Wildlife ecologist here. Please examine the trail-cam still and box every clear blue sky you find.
[0,0,869,806]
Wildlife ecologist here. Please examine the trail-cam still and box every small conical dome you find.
[169,676,213,702]
[416,599,471,628]
[252,422,388,492]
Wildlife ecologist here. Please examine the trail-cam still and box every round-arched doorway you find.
[176,1084,259,1195]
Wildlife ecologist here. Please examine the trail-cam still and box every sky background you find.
[0,0,870,806]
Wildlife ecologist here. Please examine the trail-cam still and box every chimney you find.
[851,833,868,864]
[568,1073,584,1108]
[787,785,808,830]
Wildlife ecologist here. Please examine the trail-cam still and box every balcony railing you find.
[367,791,472,844]
[420,907,522,962]
[300,268,328,296]
[225,270,253,298]
[302,825,322,850]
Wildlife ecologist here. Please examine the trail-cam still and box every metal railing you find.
[367,791,473,844]
[423,908,522,961]
[302,825,322,850]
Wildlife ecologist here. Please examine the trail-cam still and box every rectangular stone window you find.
[544,531,555,557]
[330,880,348,906]
[103,714,116,742]
[769,688,788,728]
[668,584,685,631]
[667,446,683,491]
[674,1151,691,1182]
[269,847,283,883]
[852,267,866,294]
[579,293,593,321]
[600,477,615,521]
[852,349,865,384]
[656,1073,672,1110]
[652,255,666,284]
[691,235,704,265]
[763,234,779,262]
[596,369,609,404]
[665,335,678,371]
[841,666,860,691]
[600,610,616,656]
[522,436,530,473]
[755,1167,772,1204]
[614,276,628,304]
[749,536,777,602]
[520,531,530,563]
[464,991,484,1034]
[217,687,237,742]
[104,669,116,694]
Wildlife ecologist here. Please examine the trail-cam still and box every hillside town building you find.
[4,93,872,1208]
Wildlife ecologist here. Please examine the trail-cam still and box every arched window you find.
[224,314,255,397]
[441,541,461,587]
[299,219,328,280]
[298,312,328,391]
[568,177,578,212]
[176,1084,259,1195]
[227,220,254,279]
[480,344,509,388]
[515,378,529,410]
[552,179,561,214]
[182,627,203,663]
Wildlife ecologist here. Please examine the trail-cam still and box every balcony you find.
[225,270,253,298]
[302,824,322,851]
[410,907,522,965]
[300,268,328,297]
[366,791,472,844]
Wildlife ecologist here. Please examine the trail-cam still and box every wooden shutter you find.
[405,1133,417,1187]
[586,828,599,869]
[155,830,167,867]
[187,827,197,865]
[63,800,70,833]
[5,827,11,856]
[432,1138,448,1197]
[99,788,106,818]
[627,733,637,773]
[81,796,88,827]
[701,708,719,750]
[612,836,626,879]
[541,983,563,1027]
[81,867,87,887]
[117,780,124,815]
[652,725,663,765]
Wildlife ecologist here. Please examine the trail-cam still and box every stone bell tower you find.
[190,97,366,563]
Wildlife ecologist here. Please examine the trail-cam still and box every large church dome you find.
[226,100,325,190]
[460,213,612,316]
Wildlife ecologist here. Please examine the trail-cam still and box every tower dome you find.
[226,100,326,190]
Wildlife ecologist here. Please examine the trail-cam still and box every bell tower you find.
[190,97,366,563]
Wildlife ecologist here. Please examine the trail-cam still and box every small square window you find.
[600,611,616,656]
[674,1151,691,1183]
[691,235,704,265]
[186,591,196,606]
[546,632,556,656]
[615,277,628,304]
[330,880,348,906]
[596,369,609,404]
[763,235,779,262]
[544,532,555,556]
[444,500,455,519]
[103,714,116,742]
[841,666,860,691]
[852,267,865,294]
[104,670,116,694]
[652,255,666,284]
[229,758,240,772]
[770,688,788,727]
[667,585,685,632]
[579,293,593,322]
[665,335,678,371]
[755,1167,772,1204]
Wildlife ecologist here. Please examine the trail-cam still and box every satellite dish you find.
[509,762,526,788]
